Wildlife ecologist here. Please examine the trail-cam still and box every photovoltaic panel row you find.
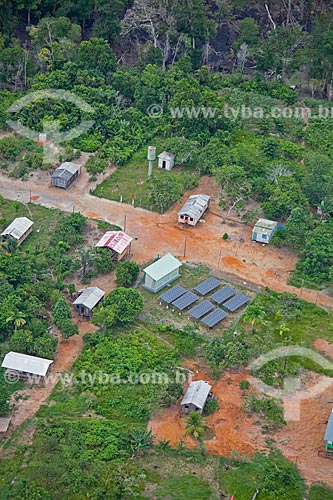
[188,300,214,319]
[194,277,221,296]
[159,285,186,304]
[211,285,236,305]
[172,291,199,311]
[201,308,228,328]
[223,293,249,312]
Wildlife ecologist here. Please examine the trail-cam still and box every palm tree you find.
[242,303,267,333]
[6,312,27,333]
[184,411,205,440]
[79,248,94,279]
[129,430,154,456]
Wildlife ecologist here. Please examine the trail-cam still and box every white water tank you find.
[147,146,156,161]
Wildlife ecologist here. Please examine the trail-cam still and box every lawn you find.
[92,144,198,211]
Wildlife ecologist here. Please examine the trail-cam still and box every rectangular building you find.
[73,286,105,318]
[1,217,33,246]
[252,218,278,244]
[178,194,210,226]
[143,253,182,293]
[1,351,53,384]
[95,231,133,262]
[51,162,81,189]
[181,380,212,414]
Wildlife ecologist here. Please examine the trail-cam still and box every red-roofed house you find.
[95,231,133,262]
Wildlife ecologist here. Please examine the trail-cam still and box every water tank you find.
[147,146,156,161]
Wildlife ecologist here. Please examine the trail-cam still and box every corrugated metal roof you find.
[178,194,210,219]
[95,231,133,254]
[181,380,211,409]
[1,351,53,376]
[0,417,11,433]
[1,217,33,240]
[73,287,105,310]
[158,151,175,160]
[325,410,333,442]
[51,162,81,179]
[253,218,278,232]
[144,253,182,281]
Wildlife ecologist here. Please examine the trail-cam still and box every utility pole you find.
[124,215,127,232]
[183,236,187,258]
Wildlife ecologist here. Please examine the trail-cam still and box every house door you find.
[162,160,166,169]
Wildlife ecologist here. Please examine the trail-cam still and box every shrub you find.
[116,261,140,288]
[239,380,250,391]
[203,398,219,415]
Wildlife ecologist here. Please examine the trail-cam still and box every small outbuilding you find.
[51,162,81,189]
[158,151,175,170]
[73,286,105,318]
[0,417,12,438]
[325,409,333,454]
[1,217,33,246]
[95,231,133,262]
[181,380,212,414]
[1,351,53,384]
[143,253,182,293]
[252,219,278,243]
[178,194,210,226]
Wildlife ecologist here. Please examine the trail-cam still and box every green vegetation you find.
[243,393,286,431]
[116,260,140,288]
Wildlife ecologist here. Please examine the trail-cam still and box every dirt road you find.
[0,171,331,309]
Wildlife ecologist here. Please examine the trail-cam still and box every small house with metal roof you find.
[178,194,210,226]
[95,231,133,262]
[0,417,12,438]
[143,253,182,293]
[1,351,53,384]
[158,151,175,170]
[73,286,105,318]
[51,162,81,189]
[325,409,333,453]
[252,218,277,244]
[181,380,212,414]
[1,217,33,246]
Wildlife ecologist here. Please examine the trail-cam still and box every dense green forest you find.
[1,2,333,499]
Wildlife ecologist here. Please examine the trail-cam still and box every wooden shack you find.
[181,380,212,415]
[1,351,53,385]
[158,151,175,170]
[95,231,133,262]
[51,162,81,189]
[1,217,33,246]
[0,417,12,438]
[73,287,105,318]
[178,194,210,226]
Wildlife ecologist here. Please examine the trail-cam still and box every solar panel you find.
[223,293,249,312]
[159,285,186,304]
[188,300,214,319]
[201,308,228,328]
[171,291,199,311]
[194,277,221,296]
[211,285,236,305]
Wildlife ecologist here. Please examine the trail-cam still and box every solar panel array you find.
[172,291,199,311]
[188,300,214,319]
[223,293,249,312]
[194,277,221,296]
[211,285,236,305]
[201,308,228,328]
[159,285,186,304]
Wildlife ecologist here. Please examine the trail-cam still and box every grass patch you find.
[153,475,212,500]
[309,484,333,500]
[92,146,198,212]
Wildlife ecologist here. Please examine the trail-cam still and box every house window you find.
[190,217,194,222]
[262,234,267,239]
